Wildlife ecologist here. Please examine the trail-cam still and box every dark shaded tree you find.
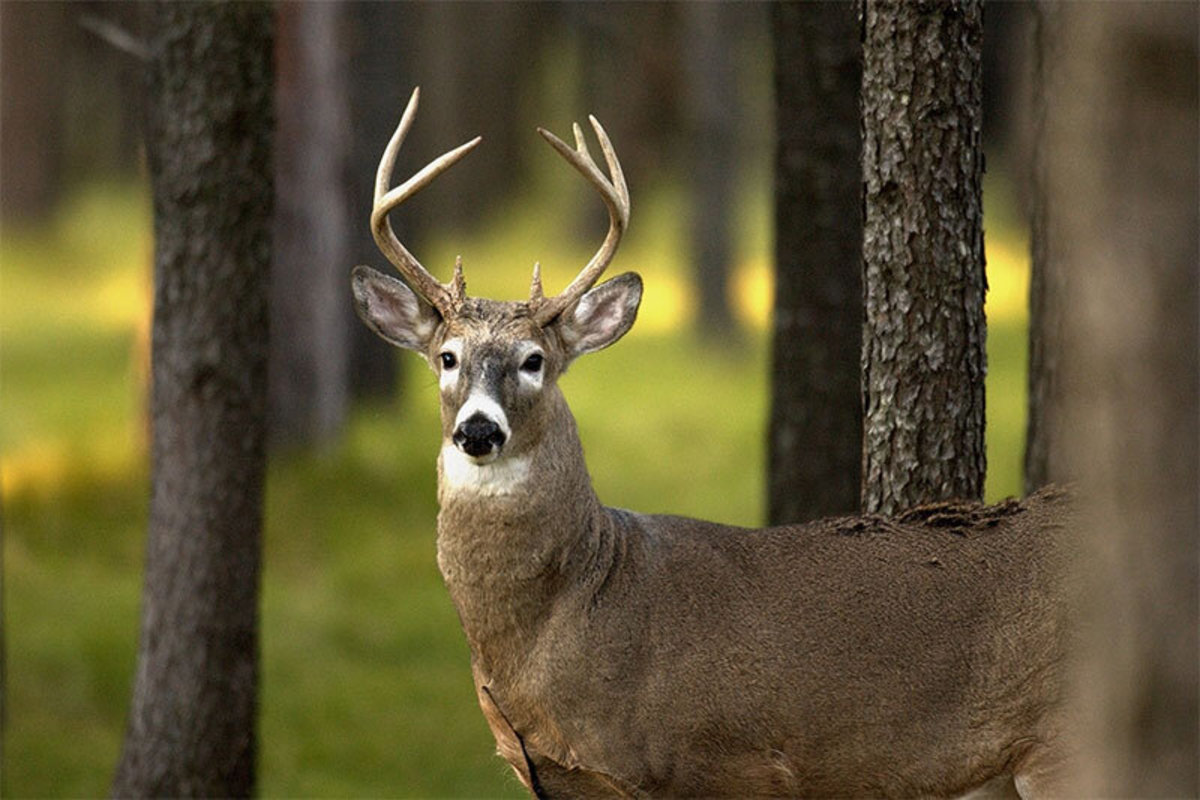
[572,3,682,196]
[112,3,272,795]
[682,2,740,339]
[402,2,534,232]
[1025,3,1198,792]
[768,1,863,524]
[270,1,350,447]
[0,2,67,223]
[859,0,986,515]
[1022,2,1066,495]
[344,1,409,400]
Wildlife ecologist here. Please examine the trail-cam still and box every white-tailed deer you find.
[351,88,1075,798]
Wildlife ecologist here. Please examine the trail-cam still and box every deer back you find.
[475,487,1073,797]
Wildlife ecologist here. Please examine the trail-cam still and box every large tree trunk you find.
[859,0,986,515]
[112,3,272,795]
[270,1,350,447]
[1028,3,1199,792]
[768,1,863,524]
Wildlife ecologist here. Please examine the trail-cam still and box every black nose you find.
[453,413,506,457]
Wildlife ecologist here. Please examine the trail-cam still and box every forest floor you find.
[1,176,1027,797]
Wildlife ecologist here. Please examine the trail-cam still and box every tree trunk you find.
[1030,3,1199,792]
[860,0,986,515]
[0,2,66,224]
[270,1,350,447]
[344,1,409,400]
[682,2,739,340]
[112,3,272,796]
[1022,2,1067,495]
[405,2,531,233]
[768,1,863,524]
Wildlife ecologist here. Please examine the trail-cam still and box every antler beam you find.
[531,117,630,325]
[372,87,481,314]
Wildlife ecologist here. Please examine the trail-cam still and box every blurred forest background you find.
[0,1,1194,797]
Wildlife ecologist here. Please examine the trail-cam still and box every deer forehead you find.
[437,303,554,361]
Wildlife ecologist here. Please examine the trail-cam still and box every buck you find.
[350,89,1075,798]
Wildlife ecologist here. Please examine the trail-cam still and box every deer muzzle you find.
[453,413,507,459]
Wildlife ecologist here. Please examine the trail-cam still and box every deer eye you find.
[520,353,544,373]
[439,352,458,370]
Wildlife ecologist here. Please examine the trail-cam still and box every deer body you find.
[351,90,1075,798]
[436,375,1072,798]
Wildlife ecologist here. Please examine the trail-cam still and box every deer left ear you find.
[351,265,441,353]
[555,272,642,360]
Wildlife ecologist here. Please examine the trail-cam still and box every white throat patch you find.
[440,444,530,497]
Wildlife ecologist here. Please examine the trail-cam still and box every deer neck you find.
[435,387,606,677]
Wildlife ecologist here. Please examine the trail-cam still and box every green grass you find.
[2,179,1027,797]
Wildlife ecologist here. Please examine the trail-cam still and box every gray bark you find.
[112,3,272,795]
[270,1,350,447]
[1032,3,1199,793]
[768,1,863,524]
[860,0,986,515]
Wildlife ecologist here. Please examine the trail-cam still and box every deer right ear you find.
[555,272,643,360]
[351,265,441,353]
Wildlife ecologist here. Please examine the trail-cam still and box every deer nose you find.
[453,413,507,458]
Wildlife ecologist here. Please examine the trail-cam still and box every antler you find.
[531,117,630,325]
[372,87,481,314]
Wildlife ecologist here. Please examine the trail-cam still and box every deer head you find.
[351,88,641,467]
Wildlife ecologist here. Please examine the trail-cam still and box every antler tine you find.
[371,87,482,314]
[532,116,630,325]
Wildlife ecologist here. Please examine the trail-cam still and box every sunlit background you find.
[2,3,1034,796]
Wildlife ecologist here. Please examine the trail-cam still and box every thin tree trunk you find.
[768,1,863,524]
[1022,2,1067,495]
[0,2,66,224]
[270,1,350,447]
[1033,3,1199,792]
[860,0,986,515]
[683,1,739,340]
[345,1,408,400]
[112,3,272,795]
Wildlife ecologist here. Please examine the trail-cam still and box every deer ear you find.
[555,272,642,360]
[351,265,441,352]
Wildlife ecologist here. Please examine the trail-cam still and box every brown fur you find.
[354,265,1076,799]
[433,372,1075,797]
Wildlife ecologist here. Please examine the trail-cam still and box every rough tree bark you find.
[768,1,863,524]
[1028,3,1199,793]
[112,3,272,796]
[860,0,986,515]
[270,1,350,447]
